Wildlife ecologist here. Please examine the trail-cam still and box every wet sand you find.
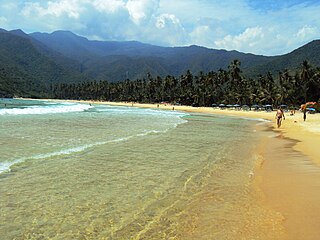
[257,129,320,240]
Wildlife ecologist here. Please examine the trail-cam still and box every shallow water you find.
[0,99,283,239]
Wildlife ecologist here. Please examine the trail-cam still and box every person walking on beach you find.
[303,108,307,121]
[275,107,285,128]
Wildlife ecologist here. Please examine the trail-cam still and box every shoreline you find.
[256,125,320,239]
[91,100,320,239]
[24,99,320,238]
[99,101,320,164]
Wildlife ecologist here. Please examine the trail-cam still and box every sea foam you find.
[0,128,174,174]
[0,103,93,115]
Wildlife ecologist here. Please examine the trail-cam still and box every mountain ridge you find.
[30,29,274,80]
[0,28,320,98]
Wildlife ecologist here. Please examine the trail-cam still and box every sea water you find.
[0,99,283,239]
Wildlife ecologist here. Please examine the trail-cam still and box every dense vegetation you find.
[52,60,320,108]
[1,28,320,103]
[0,31,87,98]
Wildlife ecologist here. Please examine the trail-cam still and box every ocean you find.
[0,99,283,239]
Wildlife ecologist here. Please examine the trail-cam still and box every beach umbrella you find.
[241,105,250,111]
[251,104,260,111]
[219,104,226,109]
[263,104,273,112]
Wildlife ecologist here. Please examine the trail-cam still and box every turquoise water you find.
[0,99,280,239]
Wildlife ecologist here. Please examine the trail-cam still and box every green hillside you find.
[0,31,87,98]
[245,40,320,77]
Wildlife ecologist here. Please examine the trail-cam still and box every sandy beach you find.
[88,101,320,239]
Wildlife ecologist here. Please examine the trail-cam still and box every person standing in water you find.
[275,107,285,128]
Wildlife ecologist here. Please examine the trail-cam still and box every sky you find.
[0,0,320,56]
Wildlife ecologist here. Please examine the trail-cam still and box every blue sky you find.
[0,0,319,55]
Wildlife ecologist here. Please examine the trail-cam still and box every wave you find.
[0,129,173,174]
[97,106,189,127]
[0,102,93,115]
[0,143,99,174]
[96,106,188,117]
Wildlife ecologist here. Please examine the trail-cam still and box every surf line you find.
[0,128,172,174]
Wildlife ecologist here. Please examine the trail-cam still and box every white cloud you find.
[21,0,82,19]
[145,13,188,46]
[215,27,264,51]
[296,25,318,40]
[92,0,125,13]
[1,0,320,55]
[156,13,180,29]
[126,0,159,24]
[189,25,211,46]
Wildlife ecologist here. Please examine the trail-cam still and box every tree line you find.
[52,60,320,107]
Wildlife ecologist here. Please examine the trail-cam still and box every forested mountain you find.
[248,40,320,76]
[0,29,88,97]
[0,28,320,98]
[29,30,320,81]
[30,30,167,60]
[10,30,85,74]
[30,30,273,80]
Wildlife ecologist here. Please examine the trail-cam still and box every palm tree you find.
[229,60,242,84]
[300,60,312,103]
[180,70,194,105]
[227,60,243,103]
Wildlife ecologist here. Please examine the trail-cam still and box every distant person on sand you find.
[290,109,295,116]
[303,108,307,121]
[275,107,285,128]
